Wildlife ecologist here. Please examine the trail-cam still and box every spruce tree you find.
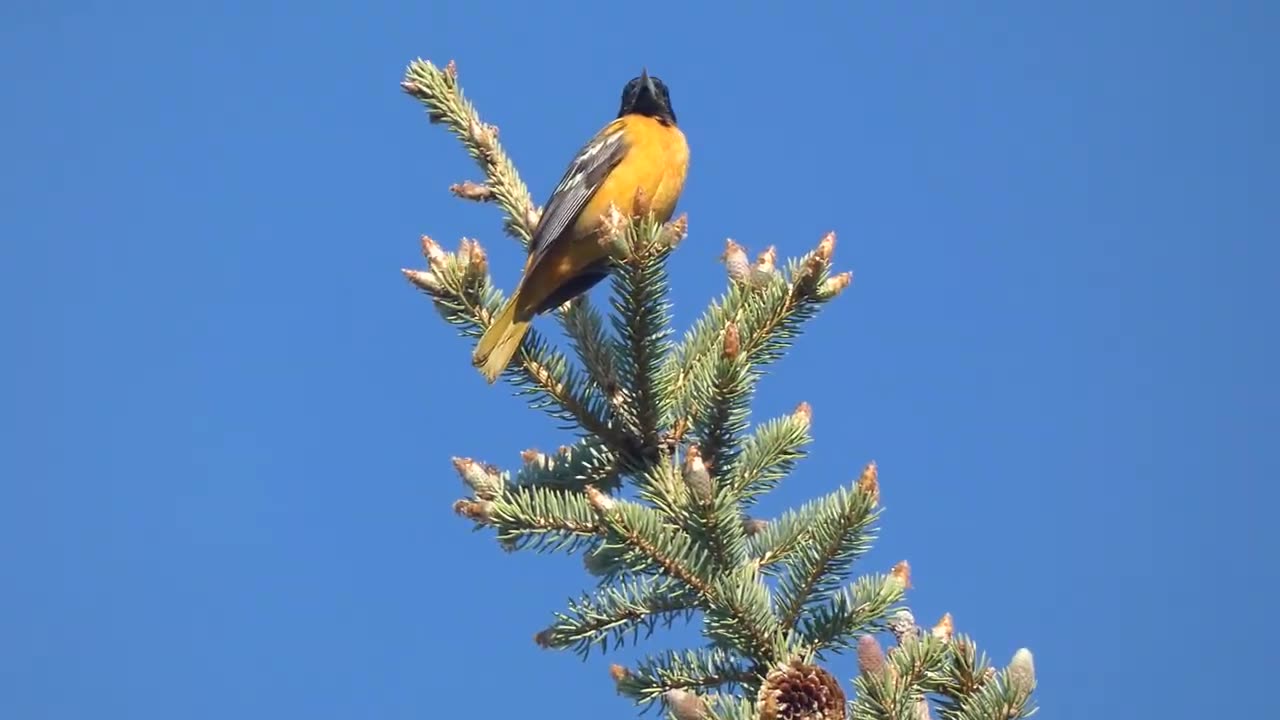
[400,58,1039,720]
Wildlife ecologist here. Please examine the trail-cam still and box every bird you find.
[471,69,690,383]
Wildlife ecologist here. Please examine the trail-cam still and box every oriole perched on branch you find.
[472,70,689,383]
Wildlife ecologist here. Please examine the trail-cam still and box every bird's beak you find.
[640,67,655,95]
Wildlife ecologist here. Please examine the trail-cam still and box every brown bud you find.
[742,516,769,535]
[598,201,630,257]
[585,485,615,513]
[521,448,544,465]
[443,59,458,82]
[420,234,448,270]
[818,271,853,299]
[452,456,502,499]
[815,231,836,263]
[792,401,813,429]
[723,322,741,360]
[449,180,493,202]
[931,612,954,642]
[662,213,689,249]
[888,609,919,644]
[856,635,886,677]
[857,461,879,505]
[534,629,552,648]
[632,185,650,216]
[890,560,912,590]
[721,239,751,283]
[458,237,488,275]
[452,498,492,523]
[664,689,709,720]
[401,268,443,293]
[609,664,630,683]
[683,446,713,505]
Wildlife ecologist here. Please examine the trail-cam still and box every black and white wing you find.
[527,121,631,268]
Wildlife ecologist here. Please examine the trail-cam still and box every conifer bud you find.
[817,271,853,299]
[792,401,813,429]
[890,560,912,590]
[888,609,919,644]
[521,448,544,465]
[815,231,836,263]
[599,202,631,258]
[683,446,713,505]
[585,485,615,513]
[723,322,741,360]
[420,234,448,270]
[609,663,630,684]
[1007,648,1036,695]
[401,268,443,293]
[857,461,879,505]
[451,456,502,499]
[751,245,778,286]
[742,516,769,535]
[662,213,689,249]
[721,239,751,283]
[449,180,493,201]
[931,612,954,642]
[856,635,886,676]
[459,237,487,275]
[664,689,709,720]
[632,185,651,217]
[452,498,492,523]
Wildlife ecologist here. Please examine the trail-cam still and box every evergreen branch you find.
[536,578,698,658]
[615,648,758,704]
[486,486,602,554]
[560,295,622,405]
[682,449,750,572]
[731,409,812,505]
[687,321,753,478]
[703,565,786,664]
[851,634,951,720]
[933,638,1037,720]
[667,251,841,445]
[403,243,627,446]
[795,573,905,657]
[589,490,713,596]
[774,482,880,629]
[609,215,680,447]
[707,696,761,720]
[401,59,537,246]
[513,437,621,493]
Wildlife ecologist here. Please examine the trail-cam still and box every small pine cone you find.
[722,239,751,283]
[1007,648,1036,695]
[683,446,714,505]
[856,635,886,677]
[757,659,846,720]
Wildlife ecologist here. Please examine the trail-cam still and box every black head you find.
[618,69,677,125]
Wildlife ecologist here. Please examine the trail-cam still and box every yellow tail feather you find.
[472,295,531,383]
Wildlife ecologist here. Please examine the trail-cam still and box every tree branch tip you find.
[890,560,912,590]
[931,612,954,642]
[609,663,631,683]
[857,461,879,504]
[450,180,494,202]
[420,234,448,269]
[792,401,813,428]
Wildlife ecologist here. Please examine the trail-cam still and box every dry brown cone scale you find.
[757,659,847,720]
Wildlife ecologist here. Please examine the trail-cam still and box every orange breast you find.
[575,115,689,235]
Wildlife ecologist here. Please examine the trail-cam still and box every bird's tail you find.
[472,295,531,383]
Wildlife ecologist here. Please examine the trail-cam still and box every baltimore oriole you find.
[472,70,689,383]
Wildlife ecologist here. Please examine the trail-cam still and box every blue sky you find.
[2,2,1276,718]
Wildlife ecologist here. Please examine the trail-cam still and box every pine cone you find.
[757,659,846,720]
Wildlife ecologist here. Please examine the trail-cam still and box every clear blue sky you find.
[3,2,1275,718]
